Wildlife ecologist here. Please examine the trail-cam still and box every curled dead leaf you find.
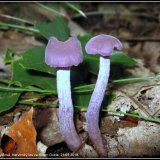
[3,107,38,158]
[2,136,17,156]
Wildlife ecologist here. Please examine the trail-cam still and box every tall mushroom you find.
[45,36,83,151]
[85,34,123,156]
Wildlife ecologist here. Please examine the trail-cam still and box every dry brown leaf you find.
[118,116,139,128]
[3,137,17,156]
[0,30,44,53]
[4,107,38,158]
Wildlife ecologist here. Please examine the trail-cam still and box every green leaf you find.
[0,92,21,113]
[73,92,115,111]
[112,75,160,84]
[102,109,160,123]
[0,86,56,94]
[3,48,14,63]
[0,78,11,84]
[73,92,92,110]
[11,59,56,91]
[21,47,56,75]
[110,51,137,67]
[78,34,99,75]
[74,83,95,93]
[35,16,70,41]
[103,94,116,105]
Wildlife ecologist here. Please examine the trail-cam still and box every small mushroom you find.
[45,36,83,151]
[85,34,123,156]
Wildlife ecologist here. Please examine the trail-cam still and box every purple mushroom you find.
[45,36,83,151]
[85,34,123,156]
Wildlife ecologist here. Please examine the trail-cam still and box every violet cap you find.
[85,34,123,57]
[45,36,83,67]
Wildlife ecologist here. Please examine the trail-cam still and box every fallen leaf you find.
[4,107,38,158]
[3,137,17,156]
[0,30,44,53]
[118,115,139,128]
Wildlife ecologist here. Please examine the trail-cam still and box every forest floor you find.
[0,2,159,158]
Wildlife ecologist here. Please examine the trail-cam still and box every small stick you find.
[120,37,160,41]
[73,134,89,154]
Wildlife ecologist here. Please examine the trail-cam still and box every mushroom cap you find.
[45,36,83,68]
[85,34,123,57]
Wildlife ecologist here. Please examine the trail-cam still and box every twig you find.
[72,10,158,21]
[132,84,160,98]
[120,37,160,42]
[117,89,153,118]
[73,134,89,154]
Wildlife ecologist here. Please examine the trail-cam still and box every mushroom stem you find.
[57,69,81,151]
[86,56,110,156]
